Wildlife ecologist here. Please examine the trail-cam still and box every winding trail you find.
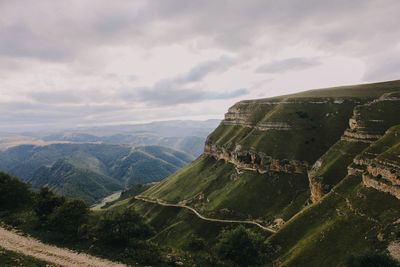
[0,227,126,267]
[134,196,277,233]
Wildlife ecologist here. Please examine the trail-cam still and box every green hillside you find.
[109,80,400,266]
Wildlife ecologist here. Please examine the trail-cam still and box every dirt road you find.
[0,227,126,267]
[135,196,277,233]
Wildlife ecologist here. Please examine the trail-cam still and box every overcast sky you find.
[1,0,399,131]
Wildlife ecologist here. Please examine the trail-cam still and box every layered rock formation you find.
[204,142,309,174]
[363,162,400,199]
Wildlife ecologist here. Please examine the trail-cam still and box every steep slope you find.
[118,80,400,264]
[269,125,400,266]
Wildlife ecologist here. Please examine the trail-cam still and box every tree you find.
[49,199,89,236]
[96,207,153,246]
[216,225,269,267]
[346,253,400,267]
[34,187,65,223]
[0,172,32,212]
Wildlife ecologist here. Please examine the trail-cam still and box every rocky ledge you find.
[204,142,309,174]
[363,161,400,199]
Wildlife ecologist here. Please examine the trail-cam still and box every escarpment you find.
[204,142,309,174]
[342,92,400,143]
[363,162,400,199]
[308,92,400,202]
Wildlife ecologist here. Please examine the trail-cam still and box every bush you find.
[216,225,269,267]
[49,199,89,237]
[34,187,65,223]
[346,253,400,267]
[187,235,206,251]
[95,207,153,246]
[0,172,32,213]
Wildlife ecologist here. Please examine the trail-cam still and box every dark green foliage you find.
[187,235,206,251]
[216,225,269,267]
[34,187,65,223]
[0,172,32,213]
[49,200,89,236]
[95,207,153,246]
[346,253,400,267]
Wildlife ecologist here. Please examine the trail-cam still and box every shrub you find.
[95,207,153,246]
[34,187,65,223]
[346,253,400,267]
[49,199,89,237]
[0,172,32,213]
[216,225,269,267]
[187,235,206,251]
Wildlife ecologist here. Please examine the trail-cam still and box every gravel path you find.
[135,196,277,233]
[0,227,126,267]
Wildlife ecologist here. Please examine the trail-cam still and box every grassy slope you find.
[269,125,400,267]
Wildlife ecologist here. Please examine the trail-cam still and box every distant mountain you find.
[0,119,220,157]
[0,143,194,204]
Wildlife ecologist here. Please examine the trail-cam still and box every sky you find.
[0,0,399,131]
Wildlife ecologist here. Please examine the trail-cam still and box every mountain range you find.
[0,143,194,204]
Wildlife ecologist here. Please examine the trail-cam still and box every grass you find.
[0,247,53,267]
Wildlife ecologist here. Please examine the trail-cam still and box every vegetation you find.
[0,172,32,213]
[216,226,270,267]
[346,253,400,267]
[0,247,53,267]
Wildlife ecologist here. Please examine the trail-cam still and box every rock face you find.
[308,159,331,202]
[363,162,400,199]
[204,142,309,174]
[222,103,292,130]
[342,93,400,143]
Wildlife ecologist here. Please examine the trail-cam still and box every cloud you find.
[255,58,321,74]
[134,87,248,105]
[0,0,400,130]
[119,56,244,105]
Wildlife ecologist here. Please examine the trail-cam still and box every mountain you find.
[110,80,400,266]
[0,119,220,157]
[0,143,194,204]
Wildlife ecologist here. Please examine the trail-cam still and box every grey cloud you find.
[119,57,244,105]
[28,91,82,104]
[179,56,235,83]
[134,87,248,105]
[255,57,321,74]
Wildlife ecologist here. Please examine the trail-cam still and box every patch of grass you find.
[0,247,53,267]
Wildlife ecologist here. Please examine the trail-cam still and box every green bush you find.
[346,253,400,267]
[34,187,65,223]
[187,235,206,251]
[95,207,153,246]
[216,225,269,267]
[49,199,89,237]
[0,172,32,213]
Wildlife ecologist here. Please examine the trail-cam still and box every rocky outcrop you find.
[308,159,332,202]
[204,142,309,174]
[363,161,400,199]
[342,93,400,143]
[222,104,293,130]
